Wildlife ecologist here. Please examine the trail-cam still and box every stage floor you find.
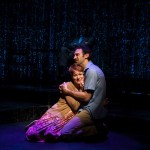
[0,122,150,150]
[0,84,150,150]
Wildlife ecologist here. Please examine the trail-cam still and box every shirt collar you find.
[84,61,93,74]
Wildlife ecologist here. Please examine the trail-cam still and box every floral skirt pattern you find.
[26,105,76,142]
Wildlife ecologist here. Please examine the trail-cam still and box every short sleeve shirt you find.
[83,61,107,119]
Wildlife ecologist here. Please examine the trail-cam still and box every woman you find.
[25,64,84,142]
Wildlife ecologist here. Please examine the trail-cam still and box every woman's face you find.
[72,70,84,86]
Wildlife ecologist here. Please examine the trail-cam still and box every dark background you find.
[0,2,149,149]
[0,0,149,103]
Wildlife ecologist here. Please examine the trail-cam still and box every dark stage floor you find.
[0,121,149,150]
[0,84,150,150]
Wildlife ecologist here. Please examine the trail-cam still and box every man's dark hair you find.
[74,43,92,60]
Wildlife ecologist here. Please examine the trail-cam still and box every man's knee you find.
[60,126,75,142]
[60,126,72,136]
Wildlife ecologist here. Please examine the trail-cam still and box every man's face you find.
[73,48,85,66]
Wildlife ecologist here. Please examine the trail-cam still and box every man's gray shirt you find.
[83,61,107,120]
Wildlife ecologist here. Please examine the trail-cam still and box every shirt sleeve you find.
[84,68,97,91]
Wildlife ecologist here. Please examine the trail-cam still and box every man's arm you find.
[59,82,92,103]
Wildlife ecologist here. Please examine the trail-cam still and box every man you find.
[58,26,95,83]
[59,44,108,141]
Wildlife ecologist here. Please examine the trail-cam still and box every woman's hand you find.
[79,81,84,91]
[59,82,68,94]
